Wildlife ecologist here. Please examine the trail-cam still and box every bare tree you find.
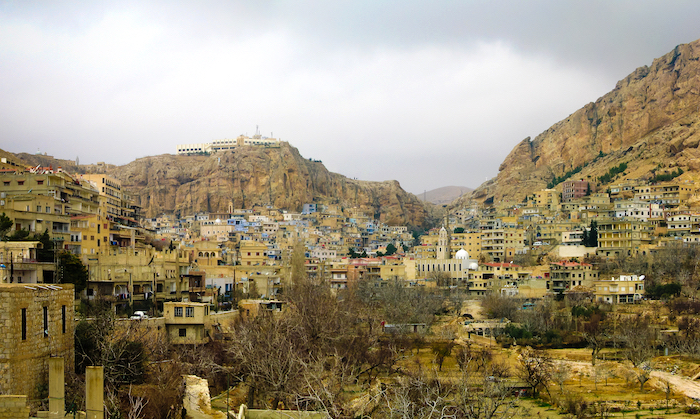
[381,367,521,419]
[583,313,608,366]
[620,315,657,392]
[481,294,520,321]
[517,347,553,397]
[551,361,570,394]
[227,312,306,408]
[431,341,454,372]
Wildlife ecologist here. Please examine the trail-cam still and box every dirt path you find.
[651,370,700,400]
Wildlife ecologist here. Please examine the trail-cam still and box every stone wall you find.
[0,395,30,419]
[205,309,239,332]
[0,284,74,399]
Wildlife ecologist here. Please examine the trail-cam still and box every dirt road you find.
[651,370,700,400]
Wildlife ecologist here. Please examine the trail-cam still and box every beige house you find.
[594,274,645,304]
[0,241,53,284]
[163,301,211,344]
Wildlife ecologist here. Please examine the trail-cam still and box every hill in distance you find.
[458,37,700,207]
[416,186,473,205]
[13,143,430,228]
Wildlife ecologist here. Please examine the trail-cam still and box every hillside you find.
[18,143,428,227]
[416,186,473,205]
[461,38,700,206]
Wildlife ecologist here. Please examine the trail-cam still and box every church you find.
[405,226,479,285]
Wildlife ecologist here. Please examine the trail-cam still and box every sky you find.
[1,1,699,194]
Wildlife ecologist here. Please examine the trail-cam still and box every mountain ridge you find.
[15,143,430,227]
[460,38,700,207]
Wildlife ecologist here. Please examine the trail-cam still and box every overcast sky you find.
[1,1,699,194]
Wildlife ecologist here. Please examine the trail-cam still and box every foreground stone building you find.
[0,283,74,399]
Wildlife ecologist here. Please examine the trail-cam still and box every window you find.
[21,308,27,340]
[37,180,44,185]
[43,306,48,338]
[174,307,183,317]
[179,328,186,337]
[37,206,41,212]
[3,181,8,186]
[185,307,194,317]
[62,305,66,334]
[18,180,24,186]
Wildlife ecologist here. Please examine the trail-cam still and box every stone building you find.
[0,283,74,399]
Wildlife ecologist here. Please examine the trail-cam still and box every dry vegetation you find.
[66,244,700,418]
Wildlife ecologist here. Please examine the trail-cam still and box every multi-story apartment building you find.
[0,168,102,244]
[480,219,505,262]
[469,262,531,296]
[614,200,664,220]
[562,180,591,202]
[609,180,644,200]
[67,214,105,255]
[596,218,653,257]
[634,182,696,207]
[594,274,645,304]
[535,189,560,212]
[666,210,696,237]
[450,231,482,259]
[548,261,598,296]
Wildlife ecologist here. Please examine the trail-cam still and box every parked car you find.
[130,311,148,320]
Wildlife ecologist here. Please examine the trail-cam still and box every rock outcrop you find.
[464,38,700,206]
[82,143,428,227]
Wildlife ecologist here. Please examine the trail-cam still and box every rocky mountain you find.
[416,186,473,205]
[57,143,427,227]
[463,38,700,206]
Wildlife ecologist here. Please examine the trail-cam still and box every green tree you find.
[453,227,465,234]
[0,213,12,240]
[59,251,88,294]
[348,247,361,258]
[8,229,30,241]
[385,243,397,256]
[582,221,598,247]
[588,221,598,247]
[36,229,54,262]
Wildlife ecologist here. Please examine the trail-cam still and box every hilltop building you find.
[177,133,280,155]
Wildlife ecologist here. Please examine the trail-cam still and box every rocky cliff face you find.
[465,38,700,205]
[88,143,427,227]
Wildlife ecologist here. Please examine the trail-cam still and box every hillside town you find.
[4,142,700,416]
[6,1,700,417]
[3,149,695,307]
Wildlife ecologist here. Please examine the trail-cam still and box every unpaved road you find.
[651,370,700,400]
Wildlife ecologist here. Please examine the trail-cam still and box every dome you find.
[455,248,470,260]
[468,262,479,270]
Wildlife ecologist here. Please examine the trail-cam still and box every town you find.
[2,141,700,418]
